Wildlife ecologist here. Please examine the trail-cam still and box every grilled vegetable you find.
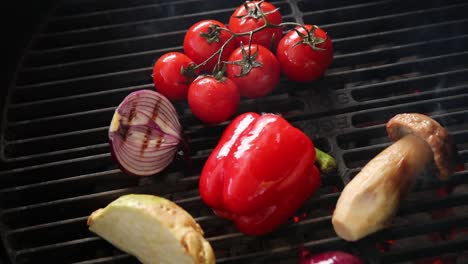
[199,112,335,235]
[183,20,236,73]
[109,90,182,177]
[332,113,456,241]
[187,75,240,124]
[299,247,364,264]
[228,0,283,50]
[276,24,333,82]
[152,52,197,100]
[226,44,280,98]
[87,194,215,264]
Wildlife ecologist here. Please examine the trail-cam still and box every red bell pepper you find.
[199,112,321,235]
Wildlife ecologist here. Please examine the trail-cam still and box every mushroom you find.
[332,113,456,241]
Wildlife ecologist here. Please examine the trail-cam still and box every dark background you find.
[3,0,55,112]
[2,2,55,263]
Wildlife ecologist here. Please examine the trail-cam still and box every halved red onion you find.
[109,90,182,176]
[299,247,364,264]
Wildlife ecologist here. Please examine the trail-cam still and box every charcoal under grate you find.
[1,0,468,263]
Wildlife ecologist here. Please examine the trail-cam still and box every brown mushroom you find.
[332,113,456,241]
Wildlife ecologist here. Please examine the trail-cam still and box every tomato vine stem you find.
[187,0,327,76]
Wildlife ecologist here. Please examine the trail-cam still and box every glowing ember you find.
[292,213,308,223]
[376,240,395,253]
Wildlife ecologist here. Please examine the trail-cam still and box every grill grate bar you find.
[5,210,325,247]
[343,109,468,133]
[320,2,467,30]
[333,34,468,69]
[1,185,138,215]
[9,74,468,132]
[51,0,203,21]
[0,154,113,190]
[39,7,238,38]
[342,127,467,158]
[399,192,468,216]
[12,227,342,264]
[380,237,468,264]
[0,153,111,177]
[6,216,87,235]
[0,169,133,210]
[1,185,338,230]
[15,237,100,257]
[14,67,152,91]
[15,18,467,97]
[16,5,466,83]
[22,30,468,81]
[26,32,183,67]
[7,82,468,162]
[2,96,466,180]
[349,69,468,97]
[53,0,222,16]
[301,0,393,15]
[373,215,468,241]
[217,237,346,263]
[351,84,468,109]
[6,127,108,144]
[18,33,468,87]
[21,20,467,84]
[4,143,109,162]
[327,51,467,79]
[25,19,468,70]
[332,18,468,44]
[5,218,91,251]
[309,7,466,42]
[70,254,131,264]
[348,99,468,130]
[33,5,292,50]
[10,52,468,129]
[9,106,116,127]
[4,175,201,233]
[5,173,454,262]
[26,0,464,63]
[0,94,461,168]
[5,167,462,259]
[9,84,144,112]
[23,45,182,74]
[7,67,467,137]
[22,33,468,78]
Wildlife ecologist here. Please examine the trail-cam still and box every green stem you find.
[315,147,337,174]
[188,1,307,75]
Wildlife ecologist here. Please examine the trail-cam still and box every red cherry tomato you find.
[152,52,197,100]
[228,1,282,50]
[276,25,333,82]
[188,76,240,124]
[226,44,280,98]
[183,20,236,73]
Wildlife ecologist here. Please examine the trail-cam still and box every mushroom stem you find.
[332,134,433,241]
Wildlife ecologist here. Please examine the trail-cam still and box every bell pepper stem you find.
[315,147,337,174]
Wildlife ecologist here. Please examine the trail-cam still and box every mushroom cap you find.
[386,113,456,180]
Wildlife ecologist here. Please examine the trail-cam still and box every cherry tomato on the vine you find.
[152,52,197,100]
[183,20,236,73]
[226,44,280,98]
[276,25,333,82]
[229,1,282,51]
[188,76,240,124]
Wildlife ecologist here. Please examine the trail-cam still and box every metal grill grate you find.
[1,0,467,263]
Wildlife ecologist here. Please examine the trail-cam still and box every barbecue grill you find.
[1,0,467,263]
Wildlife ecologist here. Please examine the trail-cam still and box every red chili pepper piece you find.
[199,112,321,235]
